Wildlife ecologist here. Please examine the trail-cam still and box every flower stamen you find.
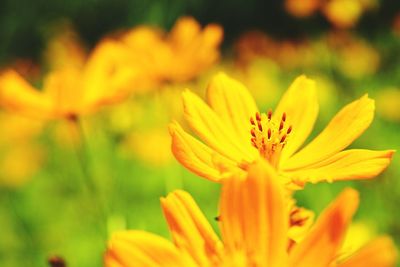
[249,110,292,167]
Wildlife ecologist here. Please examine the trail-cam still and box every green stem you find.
[69,117,107,240]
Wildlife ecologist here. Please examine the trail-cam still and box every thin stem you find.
[68,117,107,240]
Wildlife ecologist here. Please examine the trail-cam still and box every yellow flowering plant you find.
[169,73,393,188]
[105,161,397,267]
[119,17,223,85]
[0,39,140,120]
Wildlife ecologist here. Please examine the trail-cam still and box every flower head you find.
[121,16,223,85]
[105,161,397,266]
[169,73,393,188]
[0,40,140,120]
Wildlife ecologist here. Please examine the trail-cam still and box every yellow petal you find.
[201,23,223,50]
[206,72,259,149]
[284,149,394,183]
[169,17,201,46]
[161,190,222,266]
[182,89,255,162]
[105,230,196,267]
[338,236,398,267]
[0,70,54,119]
[286,94,375,169]
[83,40,135,110]
[274,75,319,166]
[169,122,237,182]
[220,160,288,266]
[289,188,359,267]
[43,68,83,116]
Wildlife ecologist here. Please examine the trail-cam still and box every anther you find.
[250,117,255,125]
[267,109,272,120]
[251,138,257,148]
[257,121,263,131]
[282,112,286,122]
[279,121,284,131]
[256,112,261,121]
[250,128,256,137]
[287,126,292,134]
[280,135,287,143]
[267,128,272,139]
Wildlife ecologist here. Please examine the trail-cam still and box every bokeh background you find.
[0,0,400,266]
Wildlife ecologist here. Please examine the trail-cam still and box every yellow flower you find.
[169,73,393,187]
[322,0,363,28]
[0,112,45,187]
[0,40,139,120]
[375,87,400,122]
[104,161,397,267]
[121,16,223,84]
[235,31,317,71]
[43,23,87,70]
[120,129,173,166]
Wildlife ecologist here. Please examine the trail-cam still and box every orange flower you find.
[0,40,140,120]
[121,16,223,84]
[285,0,320,18]
[105,161,397,266]
[169,73,393,187]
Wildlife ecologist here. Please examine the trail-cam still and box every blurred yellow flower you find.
[285,0,320,18]
[235,31,317,70]
[322,0,363,28]
[121,16,223,85]
[43,23,87,70]
[337,38,380,79]
[375,87,400,122]
[120,129,173,166]
[0,40,140,120]
[0,112,44,187]
[233,58,282,108]
[170,73,393,187]
[105,161,397,267]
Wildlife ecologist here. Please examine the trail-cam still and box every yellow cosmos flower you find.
[0,112,45,187]
[43,23,87,70]
[169,73,393,187]
[121,16,223,84]
[376,87,400,122]
[0,40,140,120]
[322,0,363,28]
[105,161,397,267]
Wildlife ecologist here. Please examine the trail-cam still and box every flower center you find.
[250,110,292,167]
